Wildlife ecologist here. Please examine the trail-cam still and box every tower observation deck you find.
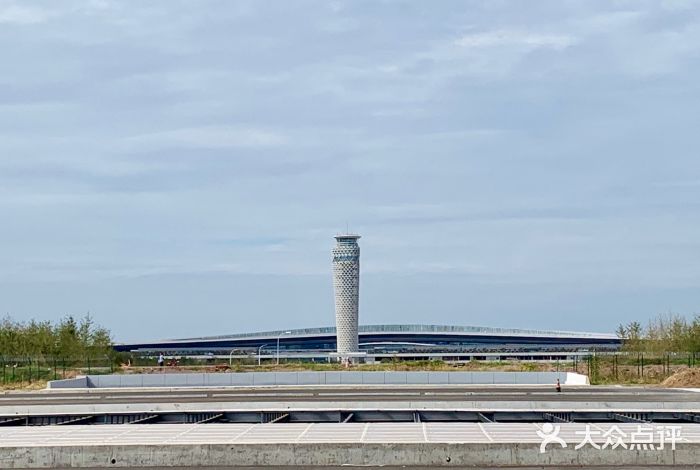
[332,234,361,357]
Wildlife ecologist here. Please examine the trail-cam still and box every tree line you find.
[617,313,700,353]
[0,314,112,360]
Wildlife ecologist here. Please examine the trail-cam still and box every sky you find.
[1,0,699,342]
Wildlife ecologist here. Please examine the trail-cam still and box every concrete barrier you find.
[47,371,587,389]
[1,442,696,468]
[45,376,88,389]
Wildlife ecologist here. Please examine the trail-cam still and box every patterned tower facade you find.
[332,234,361,356]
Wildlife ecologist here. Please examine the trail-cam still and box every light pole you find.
[258,344,271,366]
[228,349,238,367]
[276,331,292,365]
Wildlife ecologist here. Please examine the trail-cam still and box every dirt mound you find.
[661,368,700,388]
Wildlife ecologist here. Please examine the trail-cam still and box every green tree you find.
[615,324,627,340]
[0,314,113,362]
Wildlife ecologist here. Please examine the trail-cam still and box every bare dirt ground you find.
[0,381,47,391]
[661,368,700,388]
[123,361,559,375]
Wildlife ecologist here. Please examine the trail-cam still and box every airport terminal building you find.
[114,324,621,360]
[115,235,621,360]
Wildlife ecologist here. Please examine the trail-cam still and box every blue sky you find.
[1,0,699,341]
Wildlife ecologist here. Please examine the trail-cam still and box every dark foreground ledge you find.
[2,442,699,469]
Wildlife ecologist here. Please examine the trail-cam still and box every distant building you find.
[114,324,621,357]
[113,233,622,359]
[332,234,361,358]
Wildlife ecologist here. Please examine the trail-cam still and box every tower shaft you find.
[332,234,361,356]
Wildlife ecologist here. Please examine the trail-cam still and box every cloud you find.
[0,4,51,24]
[1,1,700,337]
[455,30,577,50]
[123,126,288,150]
[652,179,700,188]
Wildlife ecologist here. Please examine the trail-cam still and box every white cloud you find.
[652,179,700,188]
[123,126,288,150]
[0,4,50,24]
[1,1,700,335]
[84,0,114,10]
[569,8,700,77]
[455,30,577,50]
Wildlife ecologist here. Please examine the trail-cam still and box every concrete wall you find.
[49,371,587,389]
[0,442,695,468]
[45,376,88,389]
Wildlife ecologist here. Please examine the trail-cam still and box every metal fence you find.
[2,351,698,386]
[0,356,115,384]
[572,351,698,384]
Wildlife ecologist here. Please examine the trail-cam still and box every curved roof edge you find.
[156,323,617,344]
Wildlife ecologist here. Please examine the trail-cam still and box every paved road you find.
[0,385,698,407]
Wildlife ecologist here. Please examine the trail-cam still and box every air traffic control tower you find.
[332,234,361,358]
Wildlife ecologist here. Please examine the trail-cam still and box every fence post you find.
[662,353,665,376]
[663,353,666,375]
[641,353,644,379]
[586,356,589,377]
[28,358,32,383]
[53,357,57,381]
[87,356,91,374]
